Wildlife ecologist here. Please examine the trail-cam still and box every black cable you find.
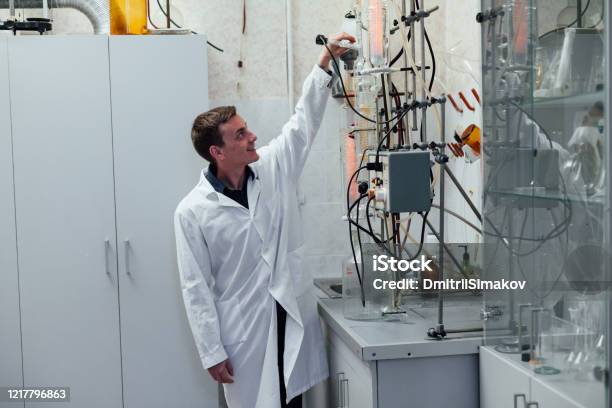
[402,211,429,261]
[389,27,412,67]
[380,75,391,147]
[366,196,379,241]
[147,0,158,29]
[364,196,398,245]
[390,81,404,145]
[510,102,554,148]
[356,193,366,297]
[417,2,436,93]
[588,15,603,29]
[484,200,571,243]
[375,109,410,163]
[389,47,404,67]
[205,39,225,53]
[482,151,573,245]
[415,0,436,142]
[505,207,569,300]
[538,0,592,40]
[322,40,406,126]
[154,0,224,52]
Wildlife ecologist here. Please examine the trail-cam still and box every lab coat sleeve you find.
[174,209,228,370]
[264,64,333,183]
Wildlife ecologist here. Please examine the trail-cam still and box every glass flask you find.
[342,245,392,321]
[343,257,379,320]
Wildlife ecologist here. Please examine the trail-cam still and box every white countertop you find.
[317,295,484,361]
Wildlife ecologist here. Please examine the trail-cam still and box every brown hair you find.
[191,106,237,161]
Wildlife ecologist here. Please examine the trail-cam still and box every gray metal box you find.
[379,150,432,213]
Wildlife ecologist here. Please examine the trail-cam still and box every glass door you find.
[481,0,609,406]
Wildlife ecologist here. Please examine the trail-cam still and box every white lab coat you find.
[174,65,332,407]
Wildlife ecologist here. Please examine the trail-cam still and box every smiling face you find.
[209,114,259,168]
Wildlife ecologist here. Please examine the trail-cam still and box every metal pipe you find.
[605,3,611,405]
[0,0,109,34]
[507,207,516,332]
[443,165,483,223]
[402,0,410,140]
[436,98,445,332]
[410,0,417,132]
[420,0,426,142]
[489,10,498,142]
[423,218,465,275]
[165,0,170,28]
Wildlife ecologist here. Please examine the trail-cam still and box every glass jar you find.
[111,0,148,35]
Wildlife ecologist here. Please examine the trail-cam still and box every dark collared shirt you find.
[205,163,253,209]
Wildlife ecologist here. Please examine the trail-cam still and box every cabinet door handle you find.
[124,239,131,275]
[336,372,344,408]
[341,378,349,407]
[104,239,111,275]
[513,394,527,408]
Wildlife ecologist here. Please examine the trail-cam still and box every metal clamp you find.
[476,7,504,23]
[481,305,503,321]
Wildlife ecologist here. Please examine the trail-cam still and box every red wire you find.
[447,94,463,113]
[471,88,481,105]
[459,91,475,112]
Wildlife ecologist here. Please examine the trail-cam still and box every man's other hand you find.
[318,32,357,71]
[208,359,234,384]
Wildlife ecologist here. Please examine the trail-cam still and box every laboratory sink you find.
[313,278,342,298]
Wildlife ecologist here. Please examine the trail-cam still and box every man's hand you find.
[318,32,357,72]
[208,359,234,384]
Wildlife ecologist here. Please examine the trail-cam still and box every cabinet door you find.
[530,379,598,408]
[109,36,216,408]
[480,347,531,408]
[327,339,343,408]
[9,36,122,408]
[0,37,23,408]
[327,331,375,408]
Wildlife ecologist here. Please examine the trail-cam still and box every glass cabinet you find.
[480,0,610,406]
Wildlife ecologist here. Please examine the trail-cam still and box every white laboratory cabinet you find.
[327,328,377,408]
[0,35,216,408]
[480,347,604,408]
[0,37,24,407]
[318,298,481,408]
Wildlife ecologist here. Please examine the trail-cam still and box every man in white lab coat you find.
[174,33,355,408]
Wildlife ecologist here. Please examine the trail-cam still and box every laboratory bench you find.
[314,288,483,408]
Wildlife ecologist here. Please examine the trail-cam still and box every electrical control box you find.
[370,150,432,213]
